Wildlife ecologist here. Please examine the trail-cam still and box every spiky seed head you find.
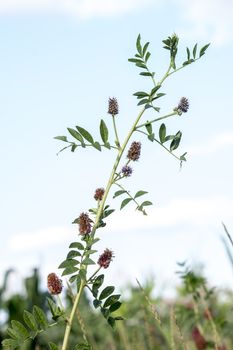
[127,141,141,161]
[47,273,63,295]
[98,249,114,269]
[78,212,92,235]
[108,97,119,115]
[94,188,105,201]
[177,97,189,114]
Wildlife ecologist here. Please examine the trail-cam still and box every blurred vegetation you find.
[1,257,233,350]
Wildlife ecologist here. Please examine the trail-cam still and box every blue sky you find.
[0,0,233,296]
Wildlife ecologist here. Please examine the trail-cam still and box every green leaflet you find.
[33,306,48,330]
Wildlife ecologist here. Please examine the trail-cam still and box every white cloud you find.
[8,195,232,254]
[107,195,233,232]
[0,0,154,19]
[8,226,73,252]
[175,0,233,45]
[187,131,233,156]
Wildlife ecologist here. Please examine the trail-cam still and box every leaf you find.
[7,328,19,340]
[23,310,37,331]
[148,133,155,142]
[102,209,115,218]
[67,250,81,259]
[150,85,161,96]
[71,144,78,152]
[49,343,59,350]
[159,123,166,143]
[113,190,126,198]
[58,259,79,269]
[164,135,174,142]
[2,339,19,350]
[186,47,190,60]
[109,301,122,313]
[104,142,111,150]
[76,126,94,144]
[137,98,149,106]
[33,306,48,330]
[136,34,142,55]
[85,249,97,255]
[101,307,110,319]
[152,92,166,100]
[199,43,210,57]
[145,51,151,62]
[11,320,29,340]
[69,242,84,250]
[139,72,153,77]
[170,131,182,151]
[69,274,79,283]
[67,128,84,143]
[100,119,108,143]
[120,197,133,210]
[128,58,143,63]
[193,43,197,58]
[47,298,63,320]
[54,136,68,142]
[74,343,92,350]
[99,286,115,300]
[107,316,116,329]
[140,201,153,207]
[103,294,121,307]
[82,257,95,265]
[180,152,187,161]
[93,299,102,309]
[134,190,148,199]
[135,62,147,69]
[133,91,149,98]
[145,123,152,135]
[93,141,101,151]
[62,266,79,276]
[142,41,150,56]
[92,274,105,295]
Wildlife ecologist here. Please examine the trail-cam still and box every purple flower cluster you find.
[122,165,133,177]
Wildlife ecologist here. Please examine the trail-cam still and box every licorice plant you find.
[2,34,209,350]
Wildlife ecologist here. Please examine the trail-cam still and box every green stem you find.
[158,62,172,86]
[112,115,121,149]
[61,106,146,350]
[61,279,85,350]
[92,106,146,234]
[136,111,178,130]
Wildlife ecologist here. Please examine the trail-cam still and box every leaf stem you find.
[114,182,141,210]
[86,266,102,284]
[136,111,178,130]
[136,129,181,161]
[112,115,121,149]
